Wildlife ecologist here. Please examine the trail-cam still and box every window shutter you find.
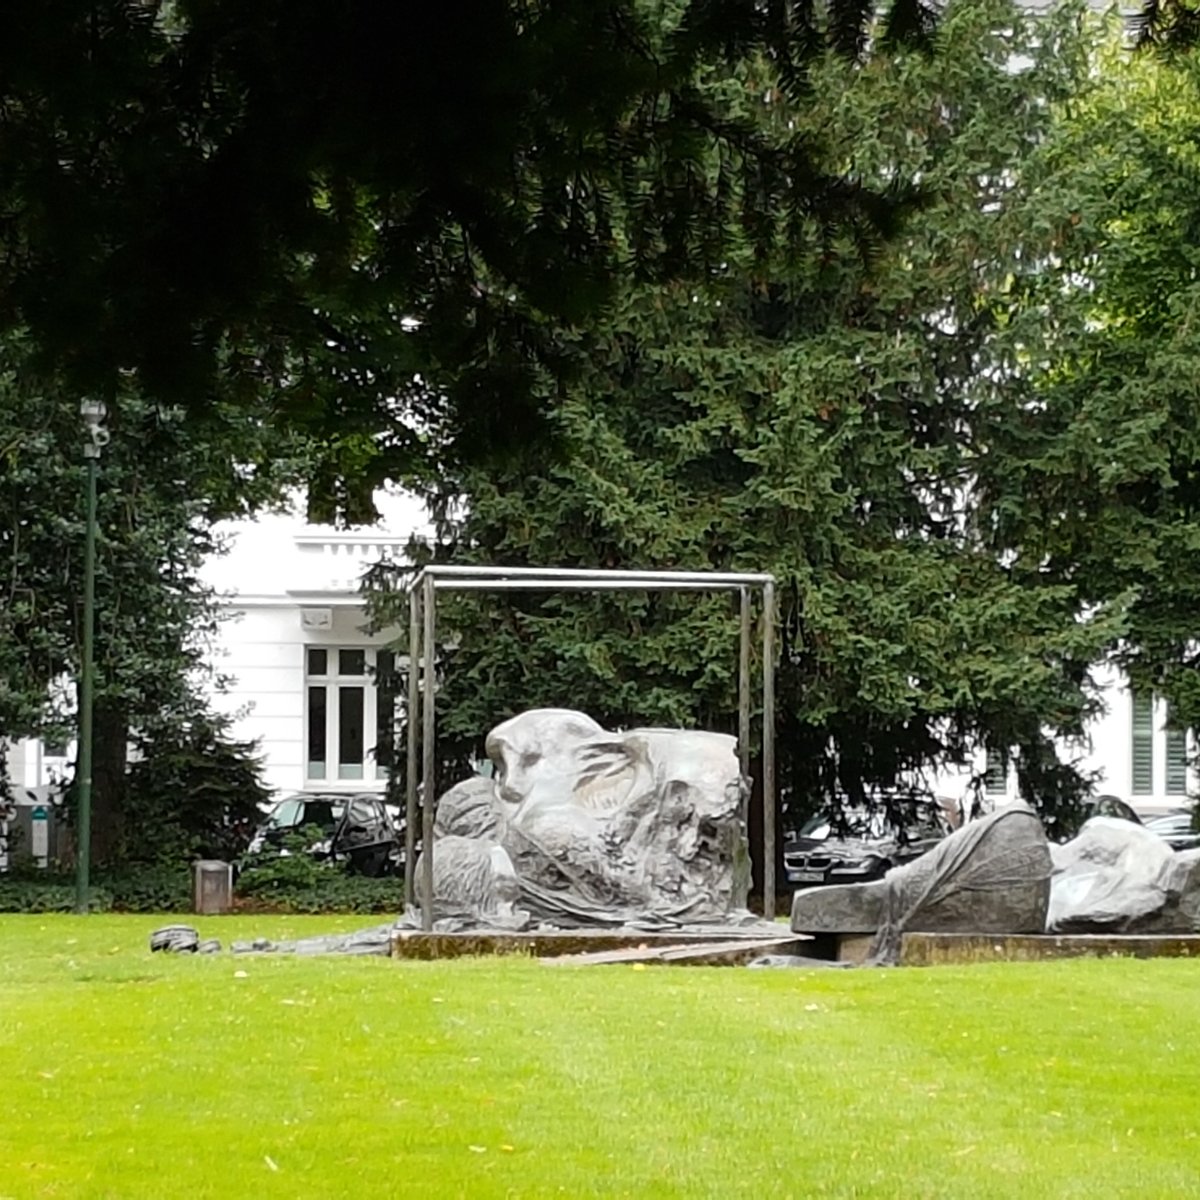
[1131,691,1154,796]
[1166,719,1188,796]
[985,749,1007,796]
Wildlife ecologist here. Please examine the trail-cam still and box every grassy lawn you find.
[2,916,1199,1198]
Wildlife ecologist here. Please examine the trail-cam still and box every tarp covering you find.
[867,804,1053,964]
[1048,817,1195,933]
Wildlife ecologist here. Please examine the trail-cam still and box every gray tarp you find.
[1048,817,1200,933]
[867,804,1052,963]
[790,804,1052,965]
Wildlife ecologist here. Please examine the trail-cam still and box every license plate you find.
[790,869,825,883]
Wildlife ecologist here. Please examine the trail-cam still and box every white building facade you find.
[195,491,428,797]
[4,492,1192,817]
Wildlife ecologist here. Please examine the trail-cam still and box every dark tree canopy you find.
[0,1,933,439]
[369,0,1114,835]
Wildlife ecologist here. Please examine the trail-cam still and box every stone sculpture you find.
[411,708,751,929]
[789,803,1053,963]
[1048,816,1200,934]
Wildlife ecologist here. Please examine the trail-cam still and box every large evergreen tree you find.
[974,32,1200,748]
[0,337,306,859]
[371,0,1120,839]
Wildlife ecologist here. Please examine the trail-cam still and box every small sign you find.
[30,807,49,863]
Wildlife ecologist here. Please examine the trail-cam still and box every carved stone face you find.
[485,710,742,825]
[485,709,608,812]
[438,708,753,923]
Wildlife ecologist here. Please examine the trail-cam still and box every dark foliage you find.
[236,832,401,913]
[368,1,1108,834]
[0,0,933,472]
[0,865,191,913]
[121,714,270,866]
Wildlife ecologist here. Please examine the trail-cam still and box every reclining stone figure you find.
[790,803,1053,963]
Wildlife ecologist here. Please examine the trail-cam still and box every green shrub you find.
[234,826,402,913]
[122,713,271,866]
[0,866,190,913]
[0,879,109,913]
[236,853,400,913]
[101,865,192,912]
[0,837,400,914]
[235,871,400,914]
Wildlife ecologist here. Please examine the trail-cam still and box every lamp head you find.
[80,399,110,458]
[80,398,107,429]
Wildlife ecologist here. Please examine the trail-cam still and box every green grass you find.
[2,916,1199,1198]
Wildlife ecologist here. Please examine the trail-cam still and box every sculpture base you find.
[883,931,1200,967]
[391,926,790,961]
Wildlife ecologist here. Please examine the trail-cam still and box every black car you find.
[246,792,403,876]
[783,803,951,888]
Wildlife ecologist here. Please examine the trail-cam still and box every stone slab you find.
[899,931,1200,967]
[540,936,812,967]
[390,928,790,960]
[836,934,875,965]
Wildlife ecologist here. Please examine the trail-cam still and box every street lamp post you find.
[76,399,108,914]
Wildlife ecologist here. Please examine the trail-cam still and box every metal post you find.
[420,573,437,931]
[761,579,777,920]
[405,563,779,925]
[75,398,107,915]
[403,583,422,910]
[737,587,752,824]
[75,453,97,914]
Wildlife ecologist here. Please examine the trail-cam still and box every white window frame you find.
[304,646,394,787]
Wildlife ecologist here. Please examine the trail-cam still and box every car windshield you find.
[798,804,943,842]
[264,797,345,830]
[798,810,890,840]
[1091,796,1141,823]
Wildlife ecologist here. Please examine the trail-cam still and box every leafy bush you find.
[235,871,400,914]
[0,866,191,913]
[0,829,401,914]
[236,829,401,913]
[0,879,105,912]
[102,866,192,912]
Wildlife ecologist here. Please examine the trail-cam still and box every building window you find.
[984,749,1007,796]
[305,647,395,785]
[374,650,397,776]
[1166,709,1189,797]
[1131,690,1154,796]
